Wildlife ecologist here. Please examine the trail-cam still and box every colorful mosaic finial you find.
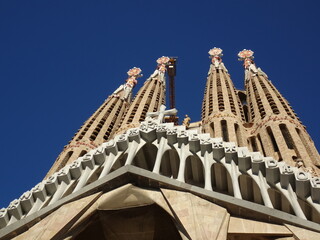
[238,49,255,69]
[208,47,223,66]
[238,49,254,60]
[157,56,170,72]
[126,67,142,88]
[208,47,223,57]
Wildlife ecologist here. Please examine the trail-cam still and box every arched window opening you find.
[221,120,229,142]
[79,150,87,158]
[297,199,320,223]
[268,188,294,215]
[110,153,128,173]
[243,104,249,122]
[132,143,157,171]
[267,127,279,152]
[185,155,205,188]
[235,124,243,147]
[160,149,180,179]
[279,124,294,150]
[211,163,234,196]
[239,175,263,204]
[296,128,316,161]
[209,122,215,138]
[249,136,258,152]
[58,151,74,171]
[257,134,266,156]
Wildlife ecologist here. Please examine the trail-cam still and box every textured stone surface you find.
[13,192,101,240]
[161,188,230,240]
[97,184,173,216]
[228,216,292,235]
[285,224,320,240]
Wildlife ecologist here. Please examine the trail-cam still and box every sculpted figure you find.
[183,114,191,128]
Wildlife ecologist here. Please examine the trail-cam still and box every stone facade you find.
[1,50,320,239]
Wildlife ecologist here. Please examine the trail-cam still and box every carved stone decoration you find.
[156,125,167,133]
[182,114,191,128]
[146,105,177,124]
[266,159,278,168]
[156,56,170,73]
[105,139,116,148]
[128,128,139,136]
[7,199,20,211]
[32,182,45,193]
[166,128,177,135]
[281,165,294,174]
[7,199,22,220]
[0,208,8,229]
[19,191,32,201]
[0,208,7,218]
[213,141,223,148]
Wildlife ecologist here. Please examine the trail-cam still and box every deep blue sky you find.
[0,0,319,208]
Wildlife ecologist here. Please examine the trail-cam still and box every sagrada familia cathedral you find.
[0,48,320,239]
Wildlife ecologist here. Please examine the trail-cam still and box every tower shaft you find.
[202,48,247,146]
[239,49,320,173]
[46,68,141,177]
[116,57,168,134]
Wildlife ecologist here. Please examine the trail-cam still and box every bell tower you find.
[46,67,142,177]
[239,49,320,174]
[115,56,168,134]
[202,48,247,146]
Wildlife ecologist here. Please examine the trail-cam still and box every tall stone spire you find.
[239,49,320,174]
[46,68,142,177]
[202,48,247,146]
[115,56,168,134]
